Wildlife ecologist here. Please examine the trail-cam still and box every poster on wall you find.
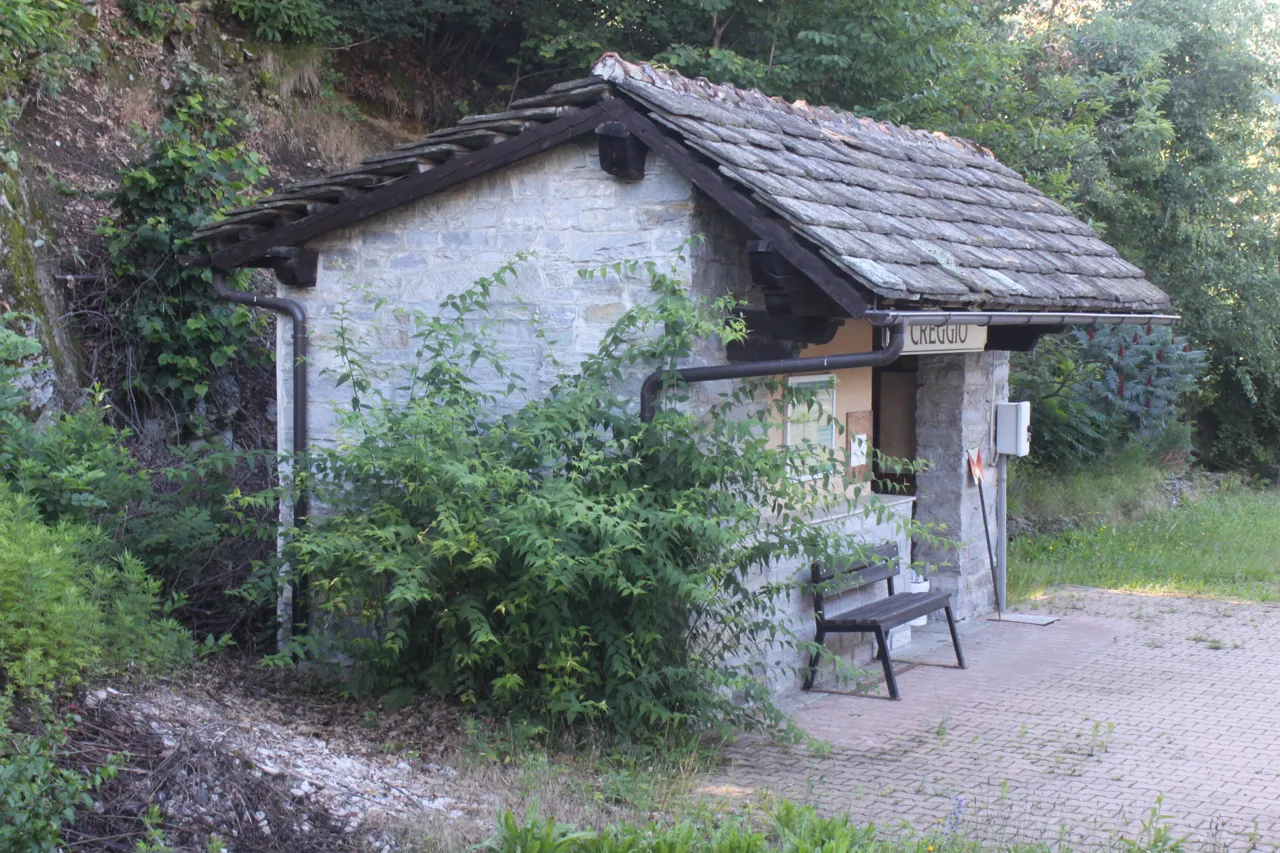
[847,410,872,479]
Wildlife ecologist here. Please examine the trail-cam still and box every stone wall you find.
[913,350,1010,619]
[278,138,716,453]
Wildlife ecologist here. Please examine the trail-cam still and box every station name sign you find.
[900,323,987,355]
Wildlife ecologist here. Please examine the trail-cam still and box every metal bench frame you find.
[803,543,965,699]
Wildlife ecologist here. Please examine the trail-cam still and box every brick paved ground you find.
[706,588,1280,851]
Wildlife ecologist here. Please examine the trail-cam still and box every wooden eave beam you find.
[600,97,869,319]
[209,103,608,271]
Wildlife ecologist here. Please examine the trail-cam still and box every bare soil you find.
[59,660,682,852]
[62,662,473,852]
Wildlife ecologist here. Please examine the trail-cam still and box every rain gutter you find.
[864,310,1180,327]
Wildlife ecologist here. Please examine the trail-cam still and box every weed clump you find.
[259,258,921,739]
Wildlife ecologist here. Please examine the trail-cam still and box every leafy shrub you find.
[118,0,187,37]
[0,325,260,650]
[0,384,278,641]
[1012,325,1204,469]
[98,103,269,415]
[263,259,921,736]
[0,716,120,853]
[0,484,193,696]
[224,0,336,42]
[1,388,146,530]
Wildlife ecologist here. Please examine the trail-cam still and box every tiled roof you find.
[195,54,1169,313]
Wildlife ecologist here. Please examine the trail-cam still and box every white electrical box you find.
[995,401,1031,457]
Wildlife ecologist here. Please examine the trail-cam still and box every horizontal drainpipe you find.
[637,309,1181,423]
[211,271,308,638]
[639,324,906,423]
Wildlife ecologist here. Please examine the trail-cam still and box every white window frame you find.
[785,374,837,479]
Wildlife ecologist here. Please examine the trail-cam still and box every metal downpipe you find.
[639,323,906,423]
[211,271,308,639]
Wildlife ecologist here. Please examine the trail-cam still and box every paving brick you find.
[704,589,1280,852]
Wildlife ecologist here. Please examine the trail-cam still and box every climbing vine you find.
[97,93,269,419]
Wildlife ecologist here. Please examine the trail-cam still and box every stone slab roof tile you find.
[880,261,974,296]
[650,112,724,142]
[199,52,1169,313]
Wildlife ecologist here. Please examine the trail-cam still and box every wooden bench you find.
[803,543,965,699]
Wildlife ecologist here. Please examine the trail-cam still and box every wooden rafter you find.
[209,104,607,270]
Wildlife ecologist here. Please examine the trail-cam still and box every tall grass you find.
[1009,486,1280,602]
[1007,448,1171,531]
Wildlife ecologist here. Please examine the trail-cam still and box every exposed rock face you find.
[1,169,83,417]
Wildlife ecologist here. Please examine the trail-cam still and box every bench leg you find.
[874,626,899,700]
[945,605,966,669]
[803,628,826,691]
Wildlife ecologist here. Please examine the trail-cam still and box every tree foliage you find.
[1014,324,1205,467]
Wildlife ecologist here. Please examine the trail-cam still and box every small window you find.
[785,374,837,452]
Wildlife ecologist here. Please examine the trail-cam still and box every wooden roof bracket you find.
[596,121,647,180]
[269,247,318,288]
[725,307,844,363]
[599,96,869,319]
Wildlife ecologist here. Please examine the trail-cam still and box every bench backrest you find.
[810,542,900,618]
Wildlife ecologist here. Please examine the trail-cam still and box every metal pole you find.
[996,453,1009,613]
[976,474,1000,618]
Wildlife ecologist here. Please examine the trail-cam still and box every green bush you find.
[0,483,193,696]
[0,386,277,640]
[98,102,269,415]
[1,388,146,530]
[261,259,922,736]
[224,0,335,42]
[1,315,277,642]
[118,0,187,37]
[0,716,120,853]
[1011,325,1204,469]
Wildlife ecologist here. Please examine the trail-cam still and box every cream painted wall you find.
[798,319,874,415]
[768,318,875,452]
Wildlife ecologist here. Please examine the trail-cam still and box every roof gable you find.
[591,55,1167,312]
[195,54,1169,314]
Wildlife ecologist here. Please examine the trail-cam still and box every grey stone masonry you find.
[913,351,1009,620]
[277,138,717,455]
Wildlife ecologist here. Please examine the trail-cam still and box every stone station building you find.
[194,54,1172,691]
